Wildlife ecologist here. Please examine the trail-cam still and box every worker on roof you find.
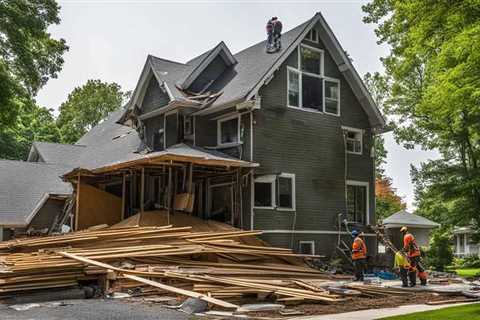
[351,229,367,281]
[393,251,411,287]
[266,17,282,53]
[400,226,427,286]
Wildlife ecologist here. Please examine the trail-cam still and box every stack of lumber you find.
[0,216,349,309]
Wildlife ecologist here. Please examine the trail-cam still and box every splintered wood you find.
[0,220,347,308]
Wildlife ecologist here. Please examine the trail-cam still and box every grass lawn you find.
[456,268,480,277]
[379,303,480,320]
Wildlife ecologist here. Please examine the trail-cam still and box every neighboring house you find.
[453,226,480,257]
[0,12,385,256]
[382,210,439,249]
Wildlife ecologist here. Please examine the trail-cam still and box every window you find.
[153,129,164,151]
[217,116,240,146]
[288,69,300,107]
[305,29,318,43]
[184,116,193,136]
[287,44,341,115]
[254,173,295,210]
[299,241,315,255]
[324,79,340,115]
[254,175,275,208]
[343,127,363,154]
[300,45,322,76]
[277,173,295,210]
[346,181,368,224]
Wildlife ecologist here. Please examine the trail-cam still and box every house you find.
[0,12,385,256]
[453,226,479,257]
[382,210,439,248]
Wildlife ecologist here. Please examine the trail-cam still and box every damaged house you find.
[0,12,385,256]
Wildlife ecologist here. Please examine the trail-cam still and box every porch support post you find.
[464,233,469,255]
[140,167,145,213]
[74,173,81,231]
[121,172,126,219]
[238,168,243,229]
[167,166,172,225]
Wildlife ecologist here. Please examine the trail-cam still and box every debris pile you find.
[0,214,351,310]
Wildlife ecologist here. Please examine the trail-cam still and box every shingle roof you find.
[32,142,86,167]
[147,19,309,107]
[0,160,72,227]
[382,210,440,229]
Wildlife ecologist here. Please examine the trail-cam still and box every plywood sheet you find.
[76,184,122,230]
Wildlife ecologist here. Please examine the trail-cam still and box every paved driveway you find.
[0,299,189,320]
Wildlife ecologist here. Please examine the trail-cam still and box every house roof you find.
[382,210,440,229]
[127,12,385,129]
[64,143,258,177]
[0,160,72,227]
[28,142,86,166]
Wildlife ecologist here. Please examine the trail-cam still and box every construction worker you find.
[266,17,282,53]
[400,226,427,286]
[393,251,411,287]
[351,230,367,281]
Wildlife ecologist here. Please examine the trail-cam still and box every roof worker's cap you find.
[400,226,408,233]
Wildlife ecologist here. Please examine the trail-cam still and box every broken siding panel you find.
[189,55,228,93]
[143,115,165,150]
[141,76,170,114]
[27,198,65,231]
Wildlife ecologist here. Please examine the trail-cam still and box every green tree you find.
[0,100,60,160]
[363,1,480,228]
[363,72,390,178]
[57,80,129,144]
[0,0,68,128]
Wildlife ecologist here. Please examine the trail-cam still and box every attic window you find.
[305,29,318,43]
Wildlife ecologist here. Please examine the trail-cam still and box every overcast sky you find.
[35,0,438,210]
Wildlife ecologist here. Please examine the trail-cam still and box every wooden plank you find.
[124,274,239,309]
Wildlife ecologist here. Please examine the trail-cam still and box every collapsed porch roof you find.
[63,143,258,178]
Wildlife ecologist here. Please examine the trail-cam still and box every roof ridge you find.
[34,141,87,148]
[148,54,186,66]
[0,159,68,166]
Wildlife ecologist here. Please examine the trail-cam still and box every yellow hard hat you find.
[400,226,408,233]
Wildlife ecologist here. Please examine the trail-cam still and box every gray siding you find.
[252,28,375,251]
[165,113,178,148]
[189,55,228,93]
[141,76,170,114]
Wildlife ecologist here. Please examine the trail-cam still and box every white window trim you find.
[286,45,341,116]
[342,126,363,155]
[305,28,319,43]
[324,77,341,116]
[299,240,315,255]
[346,180,369,225]
[254,175,276,209]
[217,114,241,147]
[277,173,296,211]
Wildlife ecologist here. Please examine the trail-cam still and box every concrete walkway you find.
[296,301,480,320]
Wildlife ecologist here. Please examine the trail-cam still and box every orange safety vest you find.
[403,233,421,257]
[352,236,367,260]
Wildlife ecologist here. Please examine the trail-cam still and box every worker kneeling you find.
[400,226,427,286]
[351,230,367,281]
[394,251,411,287]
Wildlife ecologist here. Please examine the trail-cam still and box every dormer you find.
[179,42,237,93]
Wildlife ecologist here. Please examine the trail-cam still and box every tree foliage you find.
[57,80,129,144]
[363,1,480,228]
[0,0,67,128]
[425,228,454,272]
[375,176,406,220]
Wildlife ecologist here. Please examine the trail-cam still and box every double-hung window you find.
[287,44,340,115]
[217,115,240,146]
[254,173,295,210]
[346,181,369,225]
[343,127,363,155]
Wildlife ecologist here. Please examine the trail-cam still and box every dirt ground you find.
[249,292,472,317]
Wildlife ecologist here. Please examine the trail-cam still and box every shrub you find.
[425,229,454,271]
